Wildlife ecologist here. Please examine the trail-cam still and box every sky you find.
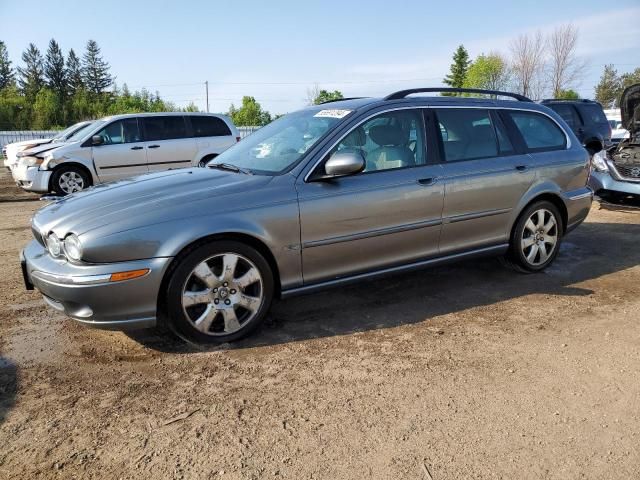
[1,0,639,114]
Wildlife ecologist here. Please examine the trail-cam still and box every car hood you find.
[620,83,640,135]
[33,168,275,237]
[24,142,67,157]
[8,138,51,150]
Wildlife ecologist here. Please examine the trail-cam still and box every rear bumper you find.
[22,240,172,330]
[563,187,593,233]
[14,165,51,193]
[588,170,640,197]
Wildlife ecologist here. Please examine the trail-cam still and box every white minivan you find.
[14,112,240,195]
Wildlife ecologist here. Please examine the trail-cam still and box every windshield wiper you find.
[208,162,252,175]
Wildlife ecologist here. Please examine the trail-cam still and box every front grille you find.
[612,163,640,180]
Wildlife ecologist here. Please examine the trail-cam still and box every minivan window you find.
[191,116,232,137]
[143,116,188,141]
[508,111,567,151]
[94,118,141,145]
[436,109,498,161]
[328,109,426,172]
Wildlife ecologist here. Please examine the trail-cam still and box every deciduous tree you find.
[228,96,271,126]
[463,53,510,92]
[547,24,586,98]
[509,31,545,99]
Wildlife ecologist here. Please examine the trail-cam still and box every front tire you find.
[502,201,563,273]
[164,241,274,344]
[51,165,91,195]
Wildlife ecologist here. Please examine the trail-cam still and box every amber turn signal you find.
[109,269,150,282]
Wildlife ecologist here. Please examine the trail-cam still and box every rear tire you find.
[502,200,563,273]
[51,165,91,195]
[163,240,274,344]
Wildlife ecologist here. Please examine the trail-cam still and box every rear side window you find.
[142,116,188,141]
[435,109,498,161]
[508,111,567,151]
[191,116,232,137]
[547,104,580,129]
[579,103,607,124]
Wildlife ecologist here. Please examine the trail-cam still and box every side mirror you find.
[91,135,104,146]
[313,151,365,180]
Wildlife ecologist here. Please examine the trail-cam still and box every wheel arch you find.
[157,231,283,320]
[48,161,95,192]
[512,191,568,235]
[584,136,603,154]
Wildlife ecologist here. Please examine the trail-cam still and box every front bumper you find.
[22,240,173,330]
[13,165,51,193]
[588,169,640,197]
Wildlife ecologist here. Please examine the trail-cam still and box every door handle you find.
[417,177,437,186]
[515,165,528,172]
[130,146,143,150]
[148,145,160,149]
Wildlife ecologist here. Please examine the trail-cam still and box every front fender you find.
[46,156,100,185]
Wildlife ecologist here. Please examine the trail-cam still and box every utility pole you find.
[205,81,209,112]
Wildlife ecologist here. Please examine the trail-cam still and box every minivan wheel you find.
[502,201,562,273]
[51,166,91,195]
[164,241,274,344]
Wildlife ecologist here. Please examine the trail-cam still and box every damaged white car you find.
[589,83,640,201]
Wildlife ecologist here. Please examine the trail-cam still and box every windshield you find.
[67,120,104,143]
[212,108,352,174]
[51,123,83,142]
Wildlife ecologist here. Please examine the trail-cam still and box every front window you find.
[95,119,141,145]
[212,108,351,174]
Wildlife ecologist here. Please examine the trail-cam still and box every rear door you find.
[141,116,197,171]
[434,108,535,254]
[91,118,148,182]
[188,115,237,161]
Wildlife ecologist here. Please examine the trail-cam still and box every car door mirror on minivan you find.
[312,152,365,181]
[91,135,104,146]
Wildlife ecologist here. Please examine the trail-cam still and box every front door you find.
[434,108,535,254]
[141,116,197,172]
[92,118,147,182]
[296,109,444,285]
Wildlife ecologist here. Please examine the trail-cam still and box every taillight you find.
[236,136,241,142]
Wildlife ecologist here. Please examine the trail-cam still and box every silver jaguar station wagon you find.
[22,88,593,344]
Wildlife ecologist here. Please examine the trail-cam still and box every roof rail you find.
[384,87,532,102]
[540,98,596,103]
[319,97,366,104]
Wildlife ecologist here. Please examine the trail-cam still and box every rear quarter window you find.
[508,111,567,151]
[191,116,232,137]
[578,103,607,124]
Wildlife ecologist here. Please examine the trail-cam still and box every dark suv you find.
[541,99,611,153]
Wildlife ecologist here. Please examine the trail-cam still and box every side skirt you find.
[280,243,509,299]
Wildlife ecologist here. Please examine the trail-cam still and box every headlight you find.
[591,150,609,172]
[63,234,83,261]
[46,233,63,257]
[24,156,44,167]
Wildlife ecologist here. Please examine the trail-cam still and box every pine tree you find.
[0,41,15,90]
[17,43,44,99]
[82,40,113,94]
[66,48,84,94]
[594,64,620,108]
[443,45,471,94]
[44,39,66,97]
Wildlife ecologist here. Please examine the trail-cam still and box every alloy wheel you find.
[58,171,85,194]
[181,253,263,336]
[521,208,558,266]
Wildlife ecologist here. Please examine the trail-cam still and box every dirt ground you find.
[0,168,639,480]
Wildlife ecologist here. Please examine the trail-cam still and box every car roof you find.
[100,112,231,122]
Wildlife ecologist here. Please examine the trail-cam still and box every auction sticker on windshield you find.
[314,109,352,119]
